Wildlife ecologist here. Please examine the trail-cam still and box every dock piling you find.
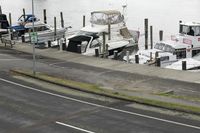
[108,23,111,40]
[156,57,161,67]
[9,13,12,26]
[105,44,109,58]
[182,61,187,70]
[150,25,153,49]
[102,32,106,56]
[95,49,99,57]
[43,9,47,24]
[60,12,64,28]
[77,44,81,53]
[179,20,182,33]
[144,18,148,50]
[159,30,163,41]
[83,15,86,27]
[114,50,118,60]
[135,55,139,64]
[0,6,2,14]
[21,35,25,42]
[54,17,57,40]
[62,38,66,50]
[150,52,153,60]
[48,40,51,48]
[155,51,159,59]
[23,8,26,20]
[126,51,130,63]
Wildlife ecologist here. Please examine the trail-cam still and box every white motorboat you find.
[66,9,139,56]
[23,21,66,44]
[124,21,200,67]
[10,14,66,44]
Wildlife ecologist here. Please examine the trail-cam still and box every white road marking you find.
[56,121,95,133]
[0,78,200,130]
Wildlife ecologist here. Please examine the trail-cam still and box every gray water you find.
[1,0,200,42]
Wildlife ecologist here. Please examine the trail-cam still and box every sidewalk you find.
[10,42,200,84]
[1,42,200,114]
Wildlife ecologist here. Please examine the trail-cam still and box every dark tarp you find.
[0,14,9,29]
[67,35,98,53]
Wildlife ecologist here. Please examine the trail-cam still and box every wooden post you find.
[10,32,13,40]
[95,49,99,57]
[155,51,159,58]
[150,25,153,49]
[114,50,118,60]
[83,15,86,27]
[21,35,25,42]
[77,44,81,53]
[179,20,182,33]
[54,17,57,40]
[62,39,66,50]
[126,51,130,63]
[9,13,12,26]
[159,30,163,41]
[106,44,109,55]
[103,32,106,55]
[23,8,26,20]
[135,55,139,64]
[182,61,186,70]
[144,18,148,50]
[48,40,51,48]
[156,57,161,67]
[150,52,153,60]
[43,9,47,24]
[60,12,64,28]
[108,23,111,40]
[0,6,2,14]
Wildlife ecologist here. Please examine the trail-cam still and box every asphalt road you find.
[0,47,200,132]
[0,72,199,133]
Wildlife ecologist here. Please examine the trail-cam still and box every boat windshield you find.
[180,25,200,36]
[154,43,165,50]
[163,44,175,53]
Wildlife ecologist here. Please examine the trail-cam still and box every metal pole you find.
[32,0,36,75]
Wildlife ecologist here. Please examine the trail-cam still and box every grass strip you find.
[10,69,200,115]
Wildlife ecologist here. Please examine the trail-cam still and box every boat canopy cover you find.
[90,10,124,25]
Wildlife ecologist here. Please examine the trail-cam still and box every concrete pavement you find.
[0,42,200,114]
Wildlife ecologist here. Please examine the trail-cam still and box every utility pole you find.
[32,0,36,75]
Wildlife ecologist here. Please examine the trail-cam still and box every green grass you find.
[156,92,200,103]
[10,69,200,115]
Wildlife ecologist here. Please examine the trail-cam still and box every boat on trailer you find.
[66,9,139,56]
[124,21,200,68]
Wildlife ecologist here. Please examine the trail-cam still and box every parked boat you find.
[66,9,139,56]
[10,14,39,36]
[10,14,66,43]
[124,21,200,67]
[23,21,66,44]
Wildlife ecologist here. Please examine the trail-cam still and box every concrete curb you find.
[10,69,200,116]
